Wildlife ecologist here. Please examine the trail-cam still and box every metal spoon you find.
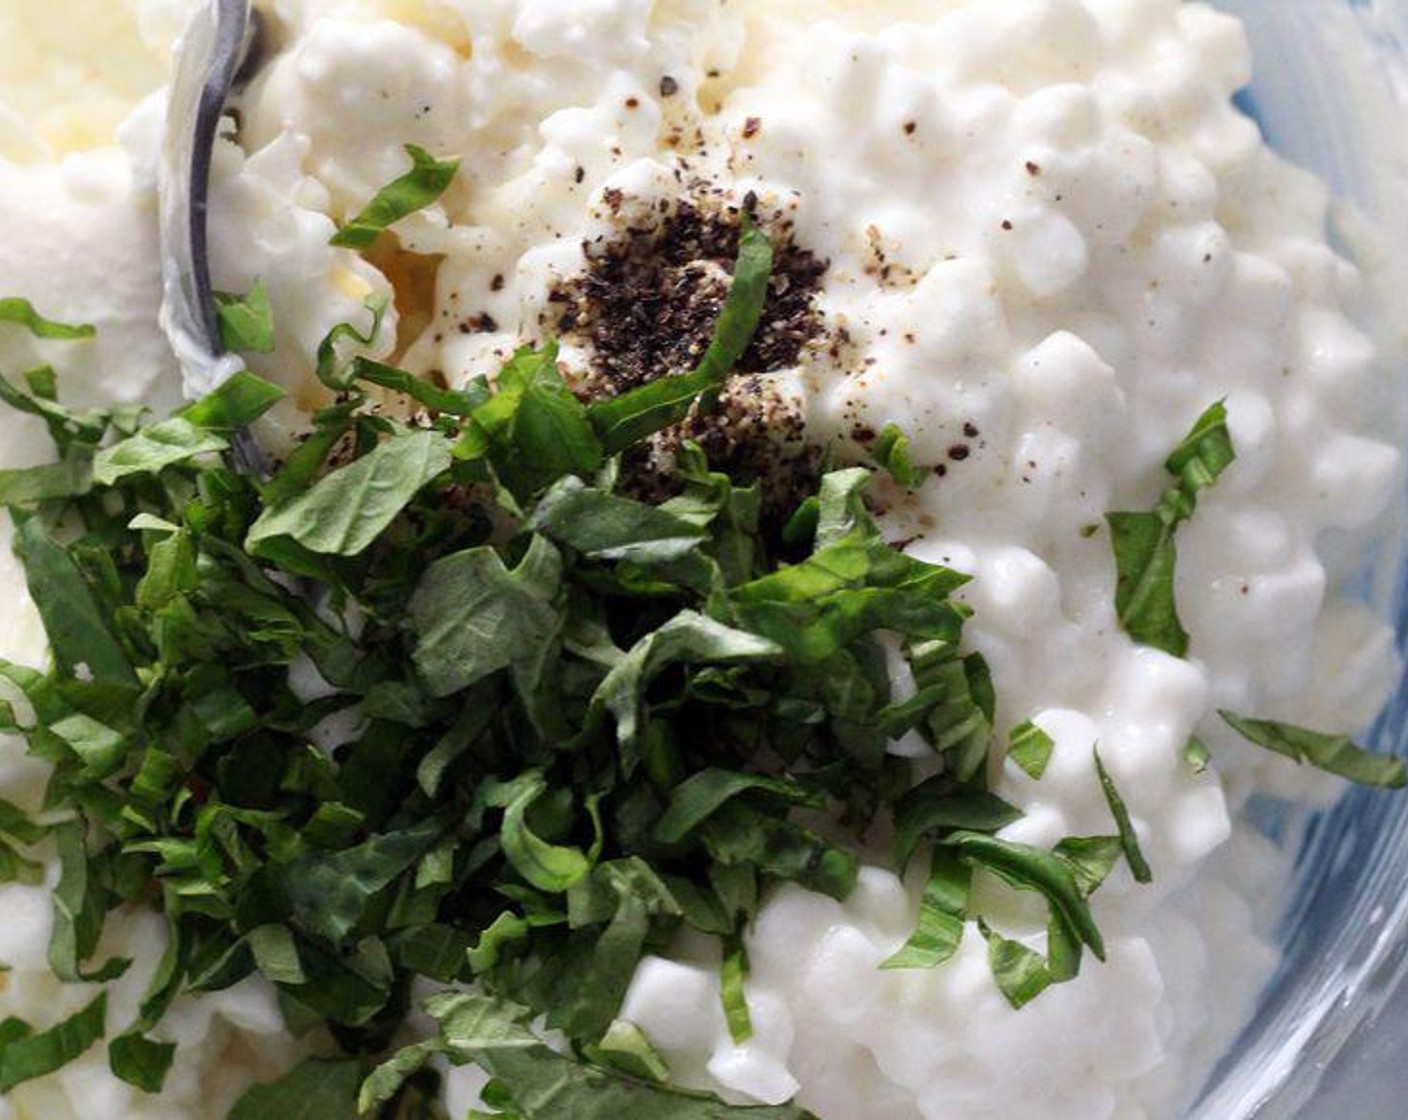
[159,0,269,474]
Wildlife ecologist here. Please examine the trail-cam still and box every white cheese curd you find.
[0,1,1402,1120]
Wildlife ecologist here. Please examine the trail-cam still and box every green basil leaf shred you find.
[214,279,277,354]
[330,144,461,250]
[1093,748,1152,883]
[1008,720,1055,780]
[0,297,96,340]
[1219,711,1407,789]
[1107,401,1235,656]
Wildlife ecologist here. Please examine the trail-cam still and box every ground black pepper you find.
[552,191,831,523]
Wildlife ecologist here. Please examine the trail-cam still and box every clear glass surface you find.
[1193,6,1408,1115]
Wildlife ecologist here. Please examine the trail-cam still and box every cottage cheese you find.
[0,2,1402,1120]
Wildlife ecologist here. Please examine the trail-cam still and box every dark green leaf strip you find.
[0,992,107,1093]
[1093,749,1152,883]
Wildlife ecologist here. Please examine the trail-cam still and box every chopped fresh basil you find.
[873,423,928,490]
[380,992,817,1120]
[109,1031,178,1094]
[881,849,969,970]
[1094,749,1152,884]
[248,427,453,556]
[0,224,1185,1113]
[457,343,604,498]
[1219,711,1407,789]
[330,145,461,250]
[720,933,754,1044]
[0,297,96,340]
[1008,720,1055,780]
[945,832,1105,962]
[584,1021,671,1084]
[0,992,107,1093]
[214,280,276,354]
[176,370,286,430]
[980,923,1057,1010]
[1054,836,1123,898]
[1107,401,1235,657]
[93,417,229,485]
[230,1058,366,1120]
[1183,735,1211,775]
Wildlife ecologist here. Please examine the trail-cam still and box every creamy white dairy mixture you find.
[0,2,1402,1120]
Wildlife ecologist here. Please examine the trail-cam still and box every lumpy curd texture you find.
[0,2,1402,1119]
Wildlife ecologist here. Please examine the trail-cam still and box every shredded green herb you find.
[0,297,95,341]
[330,145,461,250]
[1007,720,1054,781]
[0,242,1089,1118]
[1094,749,1152,884]
[2,219,1391,1119]
[1218,712,1407,789]
[873,423,928,491]
[1106,401,1235,657]
[214,280,276,354]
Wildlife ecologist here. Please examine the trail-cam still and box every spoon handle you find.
[160,0,273,474]
[159,0,251,397]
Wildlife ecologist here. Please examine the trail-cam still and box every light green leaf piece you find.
[314,296,391,389]
[93,417,229,485]
[247,925,307,986]
[1008,720,1055,780]
[583,1021,671,1084]
[529,476,708,565]
[979,923,1054,1011]
[215,279,276,354]
[1183,735,1212,775]
[945,831,1105,961]
[422,991,816,1120]
[720,934,754,1044]
[481,772,593,894]
[456,343,604,498]
[47,712,126,778]
[873,424,928,490]
[358,1036,449,1113]
[0,297,95,340]
[881,849,970,970]
[0,457,94,504]
[1219,711,1408,789]
[248,427,453,557]
[1107,401,1235,657]
[177,370,285,430]
[1053,836,1123,898]
[331,144,460,250]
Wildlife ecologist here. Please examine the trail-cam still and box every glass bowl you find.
[1192,3,1408,1116]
